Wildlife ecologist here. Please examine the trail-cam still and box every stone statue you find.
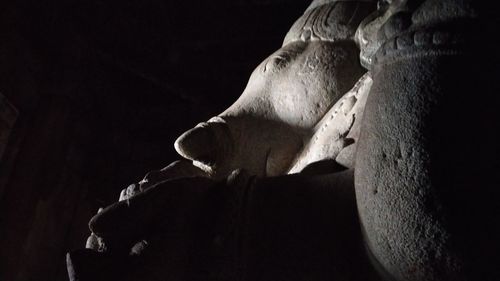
[67,0,500,280]
[148,0,374,181]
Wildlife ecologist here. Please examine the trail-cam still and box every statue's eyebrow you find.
[269,50,295,62]
[264,42,307,72]
[281,41,307,57]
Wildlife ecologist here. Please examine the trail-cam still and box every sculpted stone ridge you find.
[283,0,376,45]
[288,72,372,173]
[173,0,374,179]
[67,0,500,281]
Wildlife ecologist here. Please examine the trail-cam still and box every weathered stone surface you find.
[355,1,500,280]
[289,73,372,173]
[69,1,500,281]
[174,1,374,179]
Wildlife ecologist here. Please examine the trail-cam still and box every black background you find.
[0,1,311,280]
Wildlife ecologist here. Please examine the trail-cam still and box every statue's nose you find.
[174,119,233,171]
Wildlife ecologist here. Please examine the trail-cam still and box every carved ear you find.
[174,120,234,172]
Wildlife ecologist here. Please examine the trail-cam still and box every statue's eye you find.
[264,53,292,73]
[263,42,306,73]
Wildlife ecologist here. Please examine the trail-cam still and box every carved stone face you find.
[175,2,372,178]
[226,40,362,130]
[175,39,364,178]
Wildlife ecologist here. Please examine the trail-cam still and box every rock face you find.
[355,1,500,280]
[68,0,500,281]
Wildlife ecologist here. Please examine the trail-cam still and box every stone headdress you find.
[283,0,377,46]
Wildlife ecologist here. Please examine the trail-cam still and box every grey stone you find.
[174,0,374,179]
[69,0,500,281]
[355,1,500,280]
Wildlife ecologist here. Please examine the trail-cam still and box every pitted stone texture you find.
[355,2,500,278]
[354,1,500,280]
[284,1,376,45]
[356,57,460,281]
[175,39,365,179]
[174,1,376,179]
[289,73,372,173]
[71,1,500,281]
